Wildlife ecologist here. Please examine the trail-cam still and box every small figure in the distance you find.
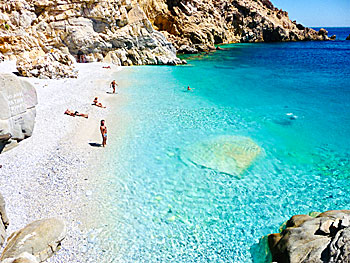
[100,120,107,147]
[93,97,106,108]
[187,85,194,91]
[110,80,118,94]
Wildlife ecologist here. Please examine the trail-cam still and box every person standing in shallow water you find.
[110,80,118,93]
[100,120,107,147]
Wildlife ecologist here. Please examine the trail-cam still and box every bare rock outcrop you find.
[0,193,9,247]
[268,210,350,263]
[0,218,66,263]
[0,74,38,153]
[16,49,77,79]
[0,0,181,66]
[137,0,329,53]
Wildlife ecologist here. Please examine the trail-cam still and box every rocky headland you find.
[268,210,350,263]
[0,0,329,74]
[138,0,329,53]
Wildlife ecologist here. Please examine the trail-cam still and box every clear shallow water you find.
[104,32,350,262]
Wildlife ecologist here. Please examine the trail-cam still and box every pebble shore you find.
[0,61,125,262]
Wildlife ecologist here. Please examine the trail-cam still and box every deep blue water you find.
[102,28,350,262]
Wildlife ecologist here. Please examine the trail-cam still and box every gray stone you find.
[268,210,350,263]
[1,218,66,263]
[0,192,9,246]
[0,74,38,153]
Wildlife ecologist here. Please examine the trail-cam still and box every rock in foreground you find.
[1,218,66,263]
[181,135,261,176]
[0,74,38,153]
[0,193,9,246]
[268,210,350,263]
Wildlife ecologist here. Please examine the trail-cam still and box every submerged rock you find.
[181,135,261,176]
[0,74,38,153]
[1,218,66,263]
[268,210,350,263]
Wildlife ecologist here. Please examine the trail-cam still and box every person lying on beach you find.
[102,66,111,69]
[93,97,106,108]
[64,109,88,118]
[110,80,118,94]
[100,120,107,147]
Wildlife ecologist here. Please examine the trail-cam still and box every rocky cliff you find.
[0,0,329,70]
[137,0,329,53]
[0,0,181,67]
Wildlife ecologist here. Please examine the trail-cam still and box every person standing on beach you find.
[110,80,118,94]
[100,120,107,147]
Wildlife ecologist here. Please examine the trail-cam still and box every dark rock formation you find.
[330,35,336,40]
[268,210,350,263]
[346,34,350,40]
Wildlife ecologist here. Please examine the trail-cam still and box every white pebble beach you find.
[0,61,127,262]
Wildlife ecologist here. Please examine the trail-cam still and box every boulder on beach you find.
[1,252,39,263]
[181,135,261,176]
[16,50,78,79]
[1,218,66,263]
[0,192,9,246]
[0,74,38,153]
[268,210,350,263]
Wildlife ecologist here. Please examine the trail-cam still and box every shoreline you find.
[0,61,126,261]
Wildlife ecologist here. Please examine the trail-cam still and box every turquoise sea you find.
[103,28,350,262]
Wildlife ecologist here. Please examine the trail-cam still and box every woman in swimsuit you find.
[100,120,107,147]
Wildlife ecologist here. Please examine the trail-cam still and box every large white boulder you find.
[0,74,37,153]
[0,218,66,263]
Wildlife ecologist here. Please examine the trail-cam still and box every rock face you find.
[0,0,181,67]
[0,74,38,153]
[16,49,78,79]
[181,135,261,177]
[0,193,9,247]
[268,210,350,263]
[137,0,329,53]
[0,0,329,65]
[1,218,66,263]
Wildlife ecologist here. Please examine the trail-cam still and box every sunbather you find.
[93,97,106,108]
[64,109,88,118]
